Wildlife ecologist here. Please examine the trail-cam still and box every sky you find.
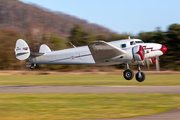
[19,0,180,35]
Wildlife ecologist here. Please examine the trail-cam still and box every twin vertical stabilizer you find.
[15,39,30,60]
[15,39,51,60]
[39,44,51,53]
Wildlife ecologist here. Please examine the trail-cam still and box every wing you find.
[88,41,126,63]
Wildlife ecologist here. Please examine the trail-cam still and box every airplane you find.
[15,37,167,82]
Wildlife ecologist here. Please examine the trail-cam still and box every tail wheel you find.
[136,72,145,82]
[123,69,134,80]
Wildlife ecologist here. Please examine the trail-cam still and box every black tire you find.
[30,66,34,70]
[123,69,134,80]
[136,72,146,82]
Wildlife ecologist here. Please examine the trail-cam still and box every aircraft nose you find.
[160,45,167,54]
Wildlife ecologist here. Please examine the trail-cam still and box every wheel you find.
[136,72,146,82]
[123,69,134,80]
[30,66,34,70]
[30,64,36,70]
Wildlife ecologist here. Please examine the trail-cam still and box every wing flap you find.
[88,41,126,63]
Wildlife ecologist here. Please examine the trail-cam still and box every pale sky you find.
[19,0,180,35]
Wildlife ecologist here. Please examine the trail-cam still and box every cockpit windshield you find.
[135,41,143,43]
[130,41,143,45]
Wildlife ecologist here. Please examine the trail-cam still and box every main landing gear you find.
[123,63,146,82]
[123,63,134,80]
[135,65,146,82]
[30,64,36,70]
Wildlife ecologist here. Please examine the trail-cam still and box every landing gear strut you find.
[30,64,36,70]
[135,65,145,82]
[123,63,134,80]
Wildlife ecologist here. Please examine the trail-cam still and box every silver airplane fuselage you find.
[28,39,166,66]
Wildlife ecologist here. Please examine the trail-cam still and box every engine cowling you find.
[132,45,145,61]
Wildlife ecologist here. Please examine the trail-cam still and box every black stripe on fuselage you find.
[48,54,92,62]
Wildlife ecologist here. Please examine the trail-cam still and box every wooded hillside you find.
[0,0,116,38]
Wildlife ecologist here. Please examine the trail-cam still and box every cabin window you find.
[130,41,136,45]
[121,44,126,48]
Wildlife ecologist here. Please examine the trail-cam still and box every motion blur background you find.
[0,0,180,71]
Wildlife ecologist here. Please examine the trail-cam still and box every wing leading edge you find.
[88,41,126,64]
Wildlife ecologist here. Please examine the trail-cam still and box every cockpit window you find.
[130,41,136,45]
[121,44,126,48]
[135,41,143,43]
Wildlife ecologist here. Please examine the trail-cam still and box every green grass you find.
[0,75,180,86]
[0,93,179,120]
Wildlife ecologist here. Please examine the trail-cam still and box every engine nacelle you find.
[132,45,145,61]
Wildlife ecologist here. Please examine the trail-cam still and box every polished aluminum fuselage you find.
[28,39,164,65]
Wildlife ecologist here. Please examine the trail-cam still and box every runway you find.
[0,85,180,93]
[84,109,180,120]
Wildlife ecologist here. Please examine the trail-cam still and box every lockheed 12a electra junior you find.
[15,37,167,82]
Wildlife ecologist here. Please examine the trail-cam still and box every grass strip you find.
[0,75,180,86]
[0,93,180,120]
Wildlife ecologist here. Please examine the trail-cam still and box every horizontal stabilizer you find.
[30,52,45,57]
[15,39,30,60]
[88,41,126,63]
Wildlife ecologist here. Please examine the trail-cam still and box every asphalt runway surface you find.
[0,85,180,94]
[84,109,180,120]
[1,85,180,120]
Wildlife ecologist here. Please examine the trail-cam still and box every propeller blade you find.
[155,56,160,71]
[145,58,150,70]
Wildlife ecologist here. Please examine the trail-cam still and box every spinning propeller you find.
[145,56,160,71]
[145,58,150,70]
[155,56,160,71]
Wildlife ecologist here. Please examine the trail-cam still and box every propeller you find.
[145,58,150,70]
[155,56,160,71]
[144,51,150,70]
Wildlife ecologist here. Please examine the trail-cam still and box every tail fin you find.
[15,39,30,60]
[39,44,51,53]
